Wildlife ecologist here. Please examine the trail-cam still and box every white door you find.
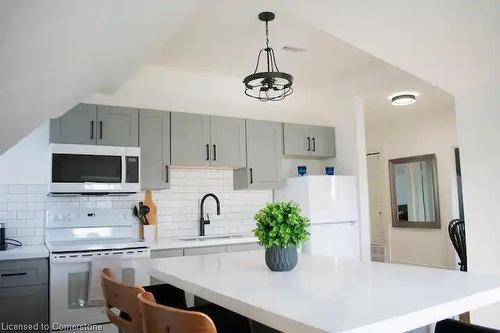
[367,152,388,261]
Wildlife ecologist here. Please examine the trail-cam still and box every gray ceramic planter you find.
[265,245,298,272]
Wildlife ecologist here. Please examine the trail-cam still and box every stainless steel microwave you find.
[49,144,140,195]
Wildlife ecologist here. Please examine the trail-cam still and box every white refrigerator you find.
[275,175,360,259]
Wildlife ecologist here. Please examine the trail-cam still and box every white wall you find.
[454,87,500,325]
[365,104,458,269]
[0,121,50,185]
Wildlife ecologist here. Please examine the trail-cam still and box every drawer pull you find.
[1,272,28,277]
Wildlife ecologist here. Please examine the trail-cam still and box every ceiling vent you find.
[282,46,307,52]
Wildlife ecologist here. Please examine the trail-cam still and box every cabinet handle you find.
[99,121,103,140]
[1,272,28,277]
[165,165,169,183]
[213,145,217,161]
[249,168,253,184]
[90,121,94,140]
[307,137,311,151]
[206,144,210,161]
[312,137,316,152]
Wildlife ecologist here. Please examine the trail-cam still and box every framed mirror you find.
[389,154,440,228]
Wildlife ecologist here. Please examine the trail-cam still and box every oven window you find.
[68,271,89,309]
[52,154,122,183]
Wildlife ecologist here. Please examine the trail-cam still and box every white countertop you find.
[150,251,500,333]
[0,244,49,261]
[150,235,258,251]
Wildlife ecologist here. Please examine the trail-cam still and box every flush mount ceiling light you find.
[243,12,293,102]
[389,92,418,106]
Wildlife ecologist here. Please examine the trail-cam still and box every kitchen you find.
[1,1,500,333]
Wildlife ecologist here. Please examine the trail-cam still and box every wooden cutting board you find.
[144,190,157,226]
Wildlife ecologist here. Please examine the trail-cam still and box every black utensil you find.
[133,205,145,225]
[140,205,150,225]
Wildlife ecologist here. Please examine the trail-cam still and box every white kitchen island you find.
[149,251,500,333]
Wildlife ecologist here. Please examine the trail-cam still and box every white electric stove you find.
[45,208,150,332]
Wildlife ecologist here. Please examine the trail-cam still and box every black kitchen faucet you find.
[199,193,220,236]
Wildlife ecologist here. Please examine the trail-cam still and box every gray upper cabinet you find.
[50,104,138,146]
[50,103,97,145]
[171,112,210,166]
[234,119,282,190]
[283,123,335,158]
[311,126,335,157]
[139,110,170,190]
[282,123,310,156]
[171,113,245,168]
[210,116,246,168]
[96,105,138,146]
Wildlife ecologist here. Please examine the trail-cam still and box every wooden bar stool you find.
[138,291,217,333]
[101,268,145,333]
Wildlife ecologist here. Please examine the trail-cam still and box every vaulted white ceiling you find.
[86,0,454,128]
[0,0,200,153]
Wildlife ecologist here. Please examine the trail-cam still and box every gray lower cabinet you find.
[234,119,282,190]
[171,112,211,166]
[50,104,139,146]
[50,103,97,145]
[139,110,171,190]
[227,243,262,252]
[150,249,183,285]
[0,259,49,332]
[209,116,246,168]
[96,105,138,146]
[149,243,260,287]
[283,123,335,158]
[150,248,183,259]
[184,245,227,256]
[151,243,261,259]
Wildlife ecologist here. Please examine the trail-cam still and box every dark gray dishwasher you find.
[0,258,49,332]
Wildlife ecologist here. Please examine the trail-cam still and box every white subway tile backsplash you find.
[27,185,48,193]
[0,194,16,203]
[26,202,45,211]
[16,211,36,219]
[96,201,113,209]
[16,228,35,237]
[8,185,27,194]
[8,202,26,211]
[7,220,26,229]
[0,168,272,245]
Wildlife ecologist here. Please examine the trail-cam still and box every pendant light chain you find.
[243,11,294,102]
[265,20,270,49]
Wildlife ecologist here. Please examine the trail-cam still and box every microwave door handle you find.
[122,155,126,184]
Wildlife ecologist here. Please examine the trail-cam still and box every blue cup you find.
[326,166,335,175]
[297,166,307,177]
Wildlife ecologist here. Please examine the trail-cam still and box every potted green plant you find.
[254,201,310,271]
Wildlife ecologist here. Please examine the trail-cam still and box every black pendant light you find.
[243,12,293,102]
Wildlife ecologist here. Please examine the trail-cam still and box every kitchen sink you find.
[180,235,244,242]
